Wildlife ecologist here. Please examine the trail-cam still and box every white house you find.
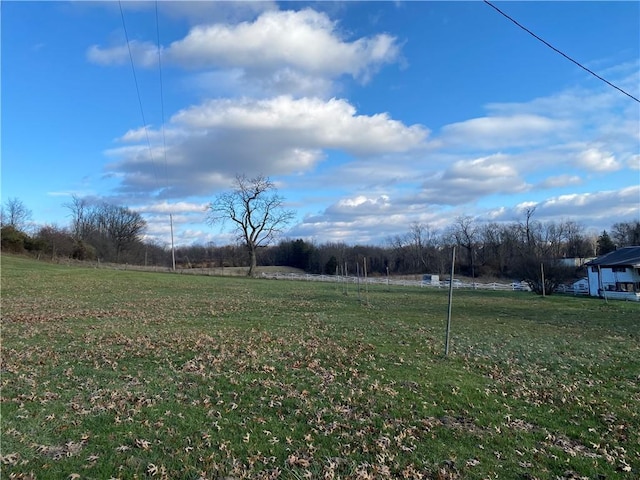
[585,246,640,301]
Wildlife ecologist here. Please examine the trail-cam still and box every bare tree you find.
[1,197,32,231]
[206,174,294,276]
[64,194,93,240]
[449,216,479,279]
[408,222,438,272]
[96,204,147,263]
[611,220,640,247]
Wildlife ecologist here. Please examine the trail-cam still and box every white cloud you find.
[327,194,391,217]
[134,200,208,215]
[164,9,399,79]
[574,146,620,172]
[537,174,583,189]
[172,96,427,154]
[417,154,530,205]
[107,96,428,197]
[87,8,401,96]
[87,40,157,67]
[439,114,566,150]
[535,186,640,219]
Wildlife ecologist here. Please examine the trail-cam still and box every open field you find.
[1,254,639,479]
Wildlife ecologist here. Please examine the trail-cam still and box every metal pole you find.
[541,262,546,297]
[445,246,456,356]
[170,213,176,271]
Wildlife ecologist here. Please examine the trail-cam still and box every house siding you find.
[585,247,640,301]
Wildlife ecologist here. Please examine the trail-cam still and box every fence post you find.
[445,246,456,356]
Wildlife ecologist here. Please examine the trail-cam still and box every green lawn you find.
[1,254,638,479]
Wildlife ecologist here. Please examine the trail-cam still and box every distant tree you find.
[35,225,76,259]
[611,220,640,247]
[448,216,479,279]
[206,174,294,276]
[324,255,339,275]
[64,194,93,240]
[96,204,147,263]
[596,230,616,255]
[62,197,146,263]
[510,214,576,294]
[1,197,32,231]
[562,220,592,258]
[408,222,439,272]
[275,238,315,270]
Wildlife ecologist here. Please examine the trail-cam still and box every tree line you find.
[1,196,147,264]
[1,192,639,295]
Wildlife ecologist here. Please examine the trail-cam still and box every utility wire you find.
[118,0,163,191]
[484,0,639,103]
[154,0,176,271]
[155,0,171,192]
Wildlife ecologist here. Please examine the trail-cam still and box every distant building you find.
[558,257,595,268]
[421,274,440,286]
[572,277,589,295]
[585,246,640,301]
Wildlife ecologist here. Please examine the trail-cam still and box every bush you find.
[72,240,96,261]
[1,226,28,253]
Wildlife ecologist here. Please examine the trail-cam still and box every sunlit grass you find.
[1,254,639,479]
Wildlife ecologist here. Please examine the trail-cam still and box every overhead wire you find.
[155,0,171,193]
[118,0,163,192]
[483,0,639,103]
[153,0,176,270]
[119,0,176,268]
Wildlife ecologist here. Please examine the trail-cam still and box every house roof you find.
[585,246,640,267]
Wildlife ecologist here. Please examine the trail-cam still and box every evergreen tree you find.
[596,230,616,255]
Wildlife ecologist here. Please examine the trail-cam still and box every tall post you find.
[541,262,546,297]
[170,213,176,271]
[386,266,390,290]
[363,257,368,298]
[445,246,456,356]
[598,265,608,303]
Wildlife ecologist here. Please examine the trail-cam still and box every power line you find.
[118,0,163,191]
[155,0,171,192]
[119,0,176,269]
[154,0,176,271]
[484,0,639,103]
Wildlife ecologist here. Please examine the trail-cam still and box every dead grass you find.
[1,254,638,479]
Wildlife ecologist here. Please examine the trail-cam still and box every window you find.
[612,267,626,273]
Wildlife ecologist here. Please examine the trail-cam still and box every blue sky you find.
[2,1,639,247]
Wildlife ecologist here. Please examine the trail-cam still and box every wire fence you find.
[260,272,527,291]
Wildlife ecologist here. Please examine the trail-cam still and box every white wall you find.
[587,266,640,296]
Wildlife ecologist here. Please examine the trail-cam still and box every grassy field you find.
[1,254,638,479]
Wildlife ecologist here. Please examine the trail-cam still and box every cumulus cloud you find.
[87,8,401,96]
[417,154,530,205]
[172,96,427,154]
[574,146,620,172]
[325,194,392,218]
[165,9,399,79]
[107,96,428,197]
[534,186,640,219]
